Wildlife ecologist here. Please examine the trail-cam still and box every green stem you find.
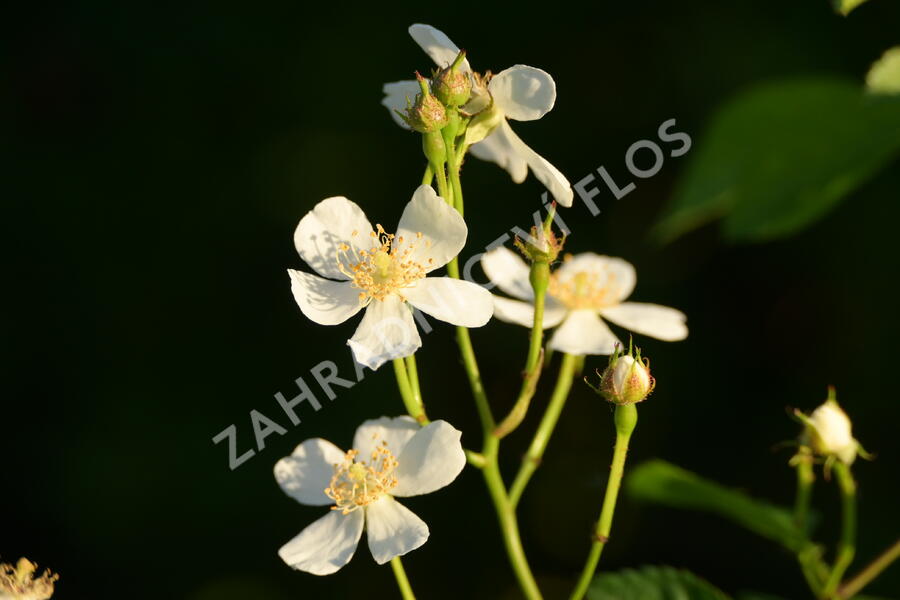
[439,115,539,598]
[392,358,427,425]
[823,463,857,598]
[570,403,638,600]
[390,556,416,600]
[838,538,900,599]
[794,452,824,595]
[482,436,544,600]
[405,354,424,418]
[795,453,815,534]
[421,164,433,186]
[509,353,578,507]
[494,261,549,439]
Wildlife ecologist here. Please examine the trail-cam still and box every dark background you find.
[4,1,899,598]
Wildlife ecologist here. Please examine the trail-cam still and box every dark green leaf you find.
[587,565,731,600]
[653,78,900,243]
[626,460,807,551]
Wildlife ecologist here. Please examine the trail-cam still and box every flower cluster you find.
[277,22,689,584]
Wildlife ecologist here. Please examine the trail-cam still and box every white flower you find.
[806,400,859,465]
[0,558,58,600]
[274,417,466,575]
[382,24,574,207]
[481,248,688,355]
[289,185,493,370]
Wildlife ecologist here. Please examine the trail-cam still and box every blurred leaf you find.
[834,0,870,15]
[867,47,900,95]
[626,460,807,551]
[653,78,900,243]
[587,565,731,600]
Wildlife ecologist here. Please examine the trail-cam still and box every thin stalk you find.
[823,463,857,598]
[482,436,543,600]
[392,358,427,424]
[570,403,638,600]
[838,538,900,599]
[421,164,433,186]
[494,262,549,439]
[795,453,815,533]
[404,354,424,419]
[390,556,416,600]
[509,353,578,507]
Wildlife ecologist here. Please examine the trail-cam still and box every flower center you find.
[336,225,432,302]
[549,270,620,310]
[324,443,399,514]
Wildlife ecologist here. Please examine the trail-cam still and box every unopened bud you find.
[398,72,448,133]
[514,224,565,264]
[796,388,860,465]
[433,50,471,107]
[587,343,654,405]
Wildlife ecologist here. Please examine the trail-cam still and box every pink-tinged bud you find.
[587,343,655,405]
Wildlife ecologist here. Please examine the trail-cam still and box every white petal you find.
[352,416,419,461]
[278,509,364,575]
[408,24,471,71]
[480,246,533,300]
[494,120,574,207]
[395,185,466,272]
[554,253,636,304]
[549,310,621,355]
[288,269,367,326]
[348,295,422,370]
[382,80,420,129]
[600,302,688,341]
[275,438,346,506]
[295,196,375,280]
[365,496,429,564]
[469,123,529,183]
[488,65,557,122]
[492,295,568,329]
[392,420,466,497]
[402,277,493,328]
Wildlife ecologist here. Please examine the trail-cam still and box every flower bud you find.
[433,50,471,107]
[513,223,565,265]
[398,72,448,133]
[587,343,654,405]
[797,389,859,465]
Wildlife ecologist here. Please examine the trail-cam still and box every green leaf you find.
[835,0,870,15]
[653,78,900,243]
[867,47,900,95]
[626,460,807,551]
[587,565,731,600]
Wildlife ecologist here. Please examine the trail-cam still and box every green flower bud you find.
[513,224,565,265]
[397,72,448,134]
[587,343,654,405]
[433,50,471,107]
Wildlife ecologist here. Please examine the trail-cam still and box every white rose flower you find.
[274,417,466,574]
[382,24,574,207]
[289,185,493,369]
[482,248,688,355]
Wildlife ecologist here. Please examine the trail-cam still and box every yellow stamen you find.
[335,224,428,302]
[324,444,399,514]
[549,259,620,310]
